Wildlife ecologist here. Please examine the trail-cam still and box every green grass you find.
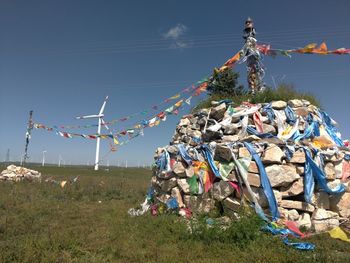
[0,165,349,262]
[193,84,321,112]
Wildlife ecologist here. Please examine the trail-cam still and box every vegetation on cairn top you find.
[194,67,320,112]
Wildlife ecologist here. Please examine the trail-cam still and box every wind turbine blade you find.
[76,114,102,119]
[101,119,112,133]
[99,96,109,115]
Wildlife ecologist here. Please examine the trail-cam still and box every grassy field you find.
[0,165,349,263]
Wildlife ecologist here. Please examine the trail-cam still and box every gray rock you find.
[160,177,178,192]
[280,200,315,213]
[197,198,216,214]
[286,209,300,221]
[324,162,335,179]
[281,178,304,197]
[197,117,207,127]
[265,165,300,187]
[247,173,261,187]
[187,129,202,138]
[240,135,260,142]
[177,179,190,194]
[173,162,186,177]
[185,166,195,178]
[223,197,241,212]
[329,192,350,218]
[262,144,284,164]
[294,107,310,117]
[312,208,339,233]
[271,100,287,109]
[171,187,184,208]
[262,123,276,134]
[211,181,234,201]
[334,161,344,179]
[312,192,330,210]
[214,144,233,162]
[156,193,171,204]
[0,165,41,182]
[289,149,306,164]
[238,147,250,158]
[243,187,281,208]
[166,145,179,155]
[222,135,239,142]
[202,130,223,141]
[288,99,304,108]
[183,195,198,209]
[223,124,237,135]
[295,166,304,175]
[248,161,259,173]
[301,99,311,106]
[297,213,312,229]
[210,103,226,121]
[179,118,191,126]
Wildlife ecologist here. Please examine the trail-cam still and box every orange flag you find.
[313,42,328,55]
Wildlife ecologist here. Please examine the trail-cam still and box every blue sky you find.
[0,0,349,166]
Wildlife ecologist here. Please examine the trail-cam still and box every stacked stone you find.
[0,165,41,182]
[150,99,350,233]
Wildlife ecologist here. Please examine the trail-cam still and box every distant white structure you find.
[76,96,109,171]
[58,154,62,167]
[42,150,47,167]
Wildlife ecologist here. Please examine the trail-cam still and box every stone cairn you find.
[148,99,350,233]
[0,165,41,182]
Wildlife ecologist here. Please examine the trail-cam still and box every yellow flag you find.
[60,181,67,188]
[113,137,119,145]
[174,99,183,108]
[170,94,180,100]
[301,43,318,53]
[328,227,350,243]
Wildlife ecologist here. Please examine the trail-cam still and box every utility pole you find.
[24,110,34,165]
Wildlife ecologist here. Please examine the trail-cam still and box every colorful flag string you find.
[257,42,350,57]
[33,85,207,146]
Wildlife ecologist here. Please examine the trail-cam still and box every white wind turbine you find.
[76,96,109,171]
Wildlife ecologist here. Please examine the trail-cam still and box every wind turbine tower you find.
[76,96,109,171]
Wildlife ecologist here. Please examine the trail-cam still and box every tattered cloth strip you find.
[303,148,346,203]
[200,144,222,179]
[244,142,280,221]
[192,161,215,193]
[228,145,268,222]
[176,144,193,166]
[262,224,315,250]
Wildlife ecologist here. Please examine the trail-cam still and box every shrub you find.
[193,83,320,112]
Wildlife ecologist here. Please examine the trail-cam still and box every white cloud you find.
[163,23,187,39]
[163,23,190,49]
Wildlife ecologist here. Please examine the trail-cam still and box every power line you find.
[39,28,350,55]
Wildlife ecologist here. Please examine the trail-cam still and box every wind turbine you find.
[76,96,109,171]
[42,150,47,167]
